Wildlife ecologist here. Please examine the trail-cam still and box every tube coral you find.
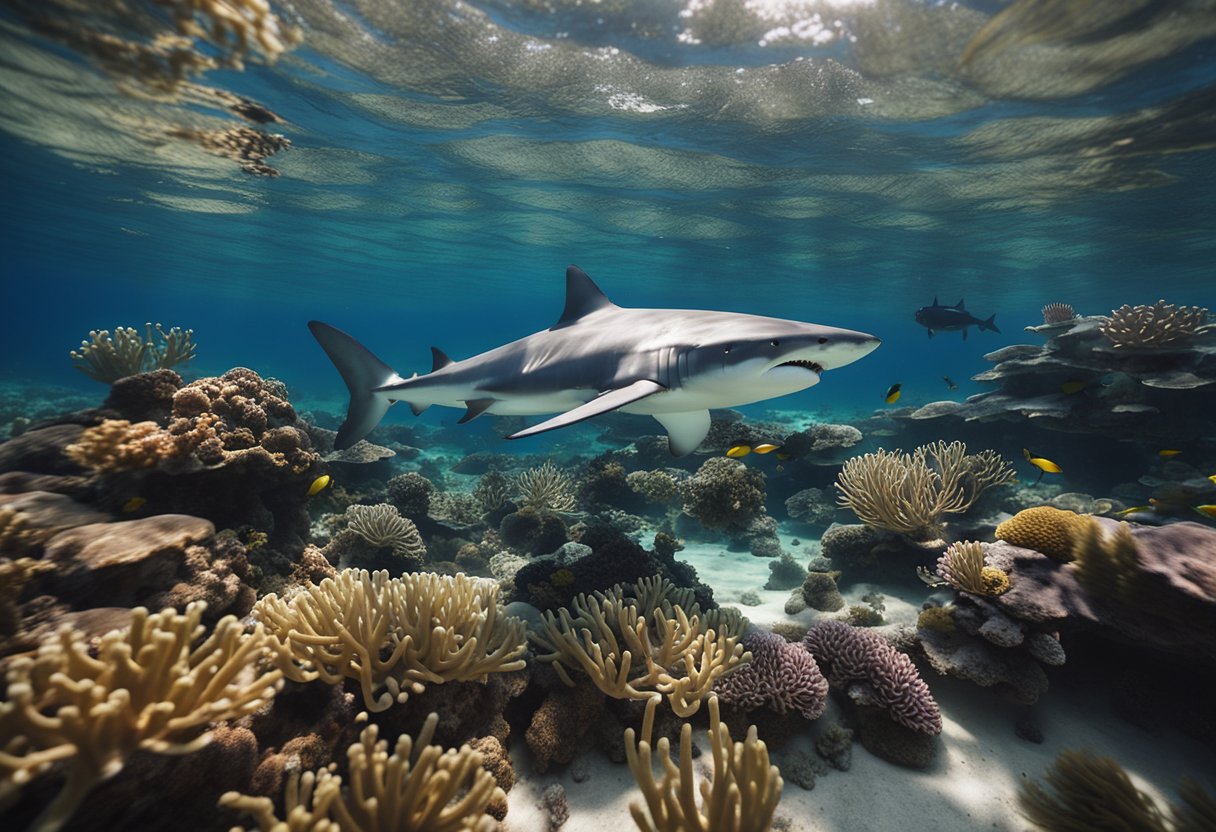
[625,695,782,832]
[69,323,196,383]
[253,570,527,712]
[0,603,282,832]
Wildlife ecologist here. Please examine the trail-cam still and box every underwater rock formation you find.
[909,312,1216,442]
[784,487,841,531]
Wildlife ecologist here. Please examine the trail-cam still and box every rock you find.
[0,424,87,475]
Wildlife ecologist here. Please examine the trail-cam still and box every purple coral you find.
[715,629,828,720]
[803,620,942,735]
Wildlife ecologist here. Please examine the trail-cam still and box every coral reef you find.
[221,715,504,832]
[835,441,1016,539]
[253,570,527,712]
[714,629,828,720]
[784,487,839,530]
[1041,303,1076,325]
[625,696,782,832]
[936,540,1011,596]
[0,603,282,832]
[1099,300,1210,350]
[800,571,845,612]
[803,620,942,736]
[995,505,1086,561]
[515,461,578,513]
[386,471,435,519]
[343,503,427,560]
[764,552,806,591]
[472,469,512,515]
[69,323,195,383]
[680,457,766,534]
[780,423,863,463]
[530,576,748,717]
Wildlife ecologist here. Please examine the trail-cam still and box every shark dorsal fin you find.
[955,298,966,310]
[931,295,940,307]
[430,347,453,372]
[553,265,616,329]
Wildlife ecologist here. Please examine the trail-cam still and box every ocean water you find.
[2,1,1216,831]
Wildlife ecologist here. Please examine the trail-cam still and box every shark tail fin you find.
[308,321,402,450]
[980,313,999,334]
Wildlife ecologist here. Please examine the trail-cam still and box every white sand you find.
[504,529,1211,831]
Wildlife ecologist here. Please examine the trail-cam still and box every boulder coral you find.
[680,457,766,534]
[803,620,942,736]
[995,505,1087,561]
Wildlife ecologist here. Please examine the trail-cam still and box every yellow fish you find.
[753,443,781,454]
[1158,449,1182,457]
[1195,505,1216,519]
[121,496,146,513]
[884,383,902,404]
[1023,448,1062,483]
[1114,505,1153,519]
[1060,379,1087,394]
[726,445,751,458]
[307,474,333,497]
[1208,475,1216,485]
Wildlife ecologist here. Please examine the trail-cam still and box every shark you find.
[309,266,881,456]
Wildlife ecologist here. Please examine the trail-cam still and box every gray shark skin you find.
[309,266,881,455]
[914,296,999,340]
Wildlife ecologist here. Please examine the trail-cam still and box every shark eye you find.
[770,340,780,346]
[818,337,829,344]
[723,346,732,354]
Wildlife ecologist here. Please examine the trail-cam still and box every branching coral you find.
[64,419,177,473]
[835,441,1016,539]
[1099,300,1211,349]
[0,603,282,832]
[345,504,427,560]
[625,695,782,832]
[221,714,503,832]
[515,461,578,513]
[69,323,196,383]
[1041,303,1077,324]
[936,540,1011,596]
[713,629,827,720]
[803,620,942,736]
[253,570,526,712]
[530,576,749,718]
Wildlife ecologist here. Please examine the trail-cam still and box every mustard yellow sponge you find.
[995,506,1087,561]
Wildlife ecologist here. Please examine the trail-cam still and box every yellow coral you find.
[0,603,282,832]
[917,605,956,635]
[626,695,782,832]
[1071,519,1142,600]
[530,577,749,718]
[64,419,171,473]
[995,505,1087,561]
[980,566,1012,596]
[221,714,502,832]
[254,570,527,713]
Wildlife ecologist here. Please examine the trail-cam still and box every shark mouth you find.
[777,359,825,373]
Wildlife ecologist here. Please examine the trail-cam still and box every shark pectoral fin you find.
[653,410,711,457]
[507,379,666,440]
[458,398,496,424]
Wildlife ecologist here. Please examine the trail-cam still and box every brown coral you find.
[64,419,175,473]
[995,506,1087,561]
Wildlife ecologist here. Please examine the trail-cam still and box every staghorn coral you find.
[680,457,766,534]
[995,505,1087,561]
[1099,300,1210,349]
[253,570,527,712]
[69,323,195,383]
[345,503,427,560]
[221,714,503,832]
[936,540,1011,596]
[626,695,782,832]
[803,620,942,736]
[835,441,1015,539]
[1041,303,1077,325]
[530,576,749,718]
[714,629,828,720]
[0,602,282,832]
[515,461,578,513]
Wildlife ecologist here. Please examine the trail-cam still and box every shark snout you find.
[800,328,880,371]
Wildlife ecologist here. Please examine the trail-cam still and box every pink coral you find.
[714,629,828,720]
[803,620,942,735]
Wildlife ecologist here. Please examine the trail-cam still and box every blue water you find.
[2,1,1215,443]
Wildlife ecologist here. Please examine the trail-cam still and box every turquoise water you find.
[2,0,1214,440]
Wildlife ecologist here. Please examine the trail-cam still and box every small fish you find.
[1023,448,1062,483]
[942,376,958,391]
[1195,505,1216,519]
[1158,449,1183,457]
[1208,475,1216,485]
[726,444,751,458]
[307,474,333,496]
[121,496,146,513]
[753,443,781,455]
[1060,379,1087,395]
[884,383,902,404]
[1114,505,1154,519]
[914,297,999,340]
[916,566,949,588]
